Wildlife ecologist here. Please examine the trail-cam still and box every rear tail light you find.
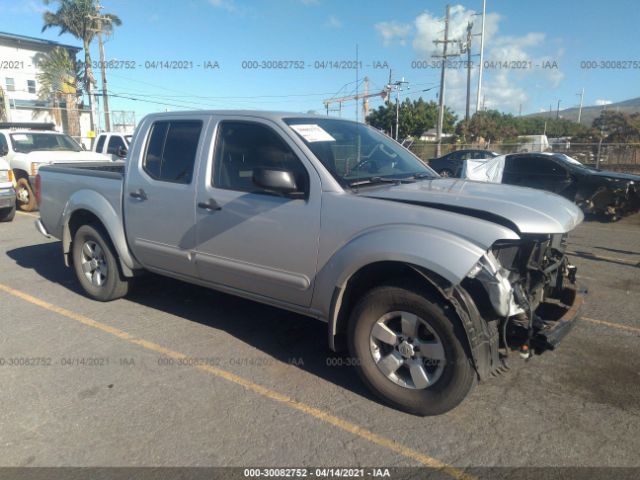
[35,174,42,205]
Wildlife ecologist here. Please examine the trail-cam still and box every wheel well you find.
[331,261,452,351]
[13,169,29,180]
[68,209,103,239]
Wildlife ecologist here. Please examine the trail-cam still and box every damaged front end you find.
[465,233,583,360]
[576,178,640,219]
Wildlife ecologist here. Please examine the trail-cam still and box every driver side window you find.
[213,122,309,195]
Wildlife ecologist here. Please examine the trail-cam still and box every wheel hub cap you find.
[369,311,445,390]
[80,241,108,287]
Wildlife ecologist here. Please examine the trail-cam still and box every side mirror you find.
[252,168,299,196]
[116,146,128,158]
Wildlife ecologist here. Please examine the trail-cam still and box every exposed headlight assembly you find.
[467,251,524,318]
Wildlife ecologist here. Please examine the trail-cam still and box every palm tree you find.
[41,0,122,132]
[37,47,83,137]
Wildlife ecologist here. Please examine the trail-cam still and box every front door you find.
[194,119,321,307]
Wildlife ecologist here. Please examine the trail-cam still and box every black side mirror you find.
[252,168,300,197]
[116,146,128,158]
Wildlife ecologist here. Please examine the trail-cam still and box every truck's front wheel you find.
[15,178,37,212]
[348,283,475,416]
[72,224,130,301]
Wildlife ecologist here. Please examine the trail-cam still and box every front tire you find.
[72,224,129,301]
[348,283,475,416]
[15,178,37,212]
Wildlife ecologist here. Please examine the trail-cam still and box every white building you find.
[0,31,92,144]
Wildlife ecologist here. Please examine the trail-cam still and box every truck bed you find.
[38,162,126,240]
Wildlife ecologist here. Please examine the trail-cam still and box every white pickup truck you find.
[0,122,110,211]
[35,111,584,415]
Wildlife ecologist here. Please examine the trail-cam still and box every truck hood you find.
[15,150,110,163]
[359,178,584,235]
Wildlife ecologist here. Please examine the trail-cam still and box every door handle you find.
[129,188,147,200]
[198,198,222,212]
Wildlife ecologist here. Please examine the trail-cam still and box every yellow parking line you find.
[16,211,39,218]
[566,250,639,266]
[0,282,474,480]
[583,316,640,334]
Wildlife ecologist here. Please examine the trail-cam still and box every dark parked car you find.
[429,149,498,177]
[501,153,640,219]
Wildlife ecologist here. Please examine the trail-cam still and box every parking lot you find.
[1,210,639,477]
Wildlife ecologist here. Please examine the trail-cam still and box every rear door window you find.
[142,120,203,184]
[95,135,106,153]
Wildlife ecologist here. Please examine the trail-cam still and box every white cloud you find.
[208,0,236,12]
[595,99,612,106]
[396,4,564,114]
[325,15,342,29]
[375,21,412,46]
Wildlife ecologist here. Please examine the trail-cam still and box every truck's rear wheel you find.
[348,283,475,416]
[72,224,129,301]
[15,178,37,212]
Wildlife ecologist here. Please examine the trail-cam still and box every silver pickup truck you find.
[35,111,584,415]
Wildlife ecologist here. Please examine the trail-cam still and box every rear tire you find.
[15,178,37,212]
[0,204,15,222]
[72,224,130,301]
[348,283,475,416]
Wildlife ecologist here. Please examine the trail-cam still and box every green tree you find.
[592,110,640,143]
[42,0,122,131]
[37,47,83,136]
[366,97,455,140]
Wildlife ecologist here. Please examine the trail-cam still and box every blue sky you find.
[2,0,639,123]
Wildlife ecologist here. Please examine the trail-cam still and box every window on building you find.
[5,78,15,92]
[27,80,36,94]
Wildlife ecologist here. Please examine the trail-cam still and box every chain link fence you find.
[409,142,640,174]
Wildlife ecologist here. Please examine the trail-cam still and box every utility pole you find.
[475,0,486,113]
[577,88,584,124]
[434,4,458,157]
[363,76,369,119]
[391,78,409,141]
[556,99,561,119]
[463,21,473,122]
[98,31,110,131]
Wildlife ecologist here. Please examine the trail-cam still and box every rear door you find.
[193,118,321,307]
[124,116,208,278]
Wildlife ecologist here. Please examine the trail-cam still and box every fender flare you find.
[61,189,139,276]
[316,225,503,378]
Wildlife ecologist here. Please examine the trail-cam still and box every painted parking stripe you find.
[15,211,39,218]
[583,316,640,334]
[0,282,474,480]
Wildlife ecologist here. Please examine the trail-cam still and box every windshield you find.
[10,132,82,153]
[555,153,594,169]
[284,118,437,187]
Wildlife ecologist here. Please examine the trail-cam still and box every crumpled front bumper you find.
[529,283,584,352]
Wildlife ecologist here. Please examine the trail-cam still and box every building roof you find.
[0,31,81,52]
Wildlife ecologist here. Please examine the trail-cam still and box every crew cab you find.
[0,122,110,211]
[93,132,132,161]
[35,111,584,415]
